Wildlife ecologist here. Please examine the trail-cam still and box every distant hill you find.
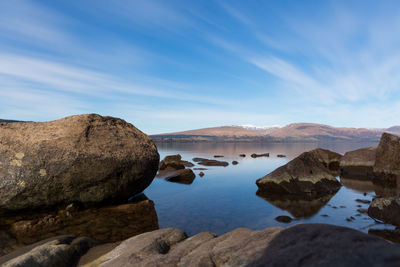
[0,119,21,123]
[152,123,400,142]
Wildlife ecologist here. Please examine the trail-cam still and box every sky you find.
[1,0,400,134]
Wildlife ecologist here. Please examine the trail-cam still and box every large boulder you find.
[310,148,342,174]
[256,151,341,197]
[340,147,376,179]
[368,197,400,226]
[83,224,400,267]
[373,133,400,183]
[0,235,96,267]
[0,114,159,212]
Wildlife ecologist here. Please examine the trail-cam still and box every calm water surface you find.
[145,142,396,236]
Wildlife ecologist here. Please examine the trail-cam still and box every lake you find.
[145,141,397,236]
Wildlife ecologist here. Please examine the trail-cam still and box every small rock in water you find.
[214,155,224,158]
[340,206,346,208]
[321,214,329,217]
[193,168,207,170]
[275,215,293,223]
[199,172,204,177]
[357,204,362,208]
[356,199,371,204]
[251,153,269,158]
[239,154,246,157]
[277,154,286,158]
[331,206,338,209]
[232,161,238,165]
[355,214,362,217]
[364,192,367,196]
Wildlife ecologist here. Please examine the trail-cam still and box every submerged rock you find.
[368,197,400,226]
[0,235,96,267]
[340,147,376,179]
[164,169,196,185]
[0,199,159,256]
[192,158,229,167]
[0,114,159,213]
[256,151,341,197]
[373,133,400,183]
[275,216,293,223]
[83,224,400,267]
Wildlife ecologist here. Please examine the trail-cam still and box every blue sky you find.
[1,0,400,134]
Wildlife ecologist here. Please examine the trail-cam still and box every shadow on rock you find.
[256,190,336,218]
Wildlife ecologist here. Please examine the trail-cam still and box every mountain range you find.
[151,123,400,142]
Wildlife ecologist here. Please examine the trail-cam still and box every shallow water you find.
[145,141,397,236]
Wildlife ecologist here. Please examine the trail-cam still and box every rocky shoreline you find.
[1,114,400,266]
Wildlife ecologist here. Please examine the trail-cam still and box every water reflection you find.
[0,196,159,256]
[256,191,336,218]
[340,177,399,197]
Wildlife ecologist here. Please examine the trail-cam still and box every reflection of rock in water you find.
[340,177,399,197]
[369,228,400,243]
[256,190,336,218]
[0,199,158,256]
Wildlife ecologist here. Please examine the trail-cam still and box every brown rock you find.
[340,147,376,179]
[373,133,400,183]
[192,158,229,167]
[232,161,238,165]
[251,153,269,158]
[368,197,400,226]
[275,216,293,223]
[0,114,159,213]
[277,154,286,158]
[158,155,194,170]
[161,169,196,185]
[199,172,204,177]
[239,154,246,157]
[310,148,342,174]
[256,151,341,197]
[83,224,400,266]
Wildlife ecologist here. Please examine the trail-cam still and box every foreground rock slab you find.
[340,147,376,179]
[0,114,159,212]
[256,150,341,197]
[83,224,400,267]
[368,197,400,226]
[374,132,400,183]
[0,235,96,267]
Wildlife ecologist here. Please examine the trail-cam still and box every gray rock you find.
[0,235,96,267]
[0,114,159,212]
[256,151,341,197]
[340,147,376,179]
[83,224,400,267]
[368,197,400,226]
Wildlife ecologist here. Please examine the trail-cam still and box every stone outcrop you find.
[0,114,159,213]
[340,147,376,179]
[256,151,341,197]
[373,133,400,183]
[368,197,400,226]
[82,224,400,267]
[310,148,342,174]
[0,235,96,267]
